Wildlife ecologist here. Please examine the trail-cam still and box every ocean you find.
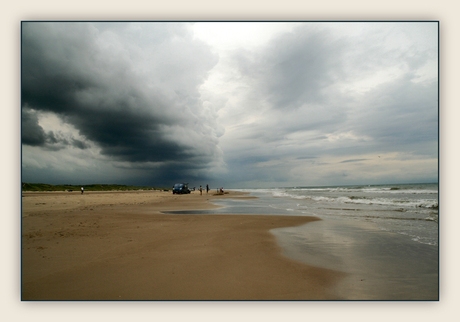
[236,183,439,247]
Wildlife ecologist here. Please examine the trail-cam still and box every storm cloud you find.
[21,22,438,188]
[22,22,224,184]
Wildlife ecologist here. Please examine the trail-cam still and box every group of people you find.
[198,184,211,195]
[198,184,224,195]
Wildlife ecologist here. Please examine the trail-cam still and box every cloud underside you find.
[22,22,222,183]
[21,22,438,187]
[217,23,437,185]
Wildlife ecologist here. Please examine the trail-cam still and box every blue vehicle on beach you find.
[172,183,190,194]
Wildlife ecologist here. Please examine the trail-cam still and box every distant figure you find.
[206,184,209,194]
[220,187,224,194]
[81,187,84,194]
[199,185,203,195]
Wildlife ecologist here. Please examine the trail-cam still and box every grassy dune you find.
[21,183,169,192]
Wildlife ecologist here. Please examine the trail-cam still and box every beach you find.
[21,190,345,300]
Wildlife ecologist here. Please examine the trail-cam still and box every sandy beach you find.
[21,190,345,300]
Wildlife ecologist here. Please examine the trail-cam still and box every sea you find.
[234,182,439,247]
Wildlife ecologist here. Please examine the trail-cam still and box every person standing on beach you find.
[199,185,203,195]
[81,187,84,194]
[206,184,209,194]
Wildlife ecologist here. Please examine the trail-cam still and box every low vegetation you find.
[22,183,169,192]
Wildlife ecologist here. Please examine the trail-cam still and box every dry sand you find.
[21,190,345,300]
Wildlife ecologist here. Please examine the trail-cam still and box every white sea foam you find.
[271,189,437,209]
[241,183,438,246]
[290,186,438,194]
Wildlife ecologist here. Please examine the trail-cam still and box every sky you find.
[21,21,438,188]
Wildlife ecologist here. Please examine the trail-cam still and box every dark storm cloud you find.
[22,22,221,177]
[22,108,89,150]
[21,108,47,146]
[70,138,90,149]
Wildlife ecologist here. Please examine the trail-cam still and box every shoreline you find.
[21,190,346,300]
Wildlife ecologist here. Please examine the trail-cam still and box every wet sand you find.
[272,219,438,300]
[21,190,345,300]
